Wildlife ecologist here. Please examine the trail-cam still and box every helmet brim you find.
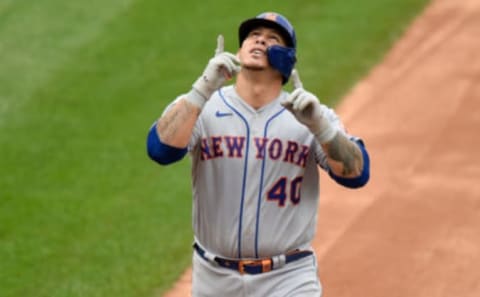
[238,18,295,48]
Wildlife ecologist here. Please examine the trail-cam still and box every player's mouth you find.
[250,48,265,58]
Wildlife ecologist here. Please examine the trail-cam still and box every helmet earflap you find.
[267,45,296,84]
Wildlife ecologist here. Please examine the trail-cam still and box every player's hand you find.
[282,69,337,143]
[282,69,321,129]
[193,35,240,99]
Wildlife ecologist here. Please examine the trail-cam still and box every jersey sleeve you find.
[188,110,203,153]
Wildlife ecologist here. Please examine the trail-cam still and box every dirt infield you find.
[163,0,480,295]
[315,0,480,295]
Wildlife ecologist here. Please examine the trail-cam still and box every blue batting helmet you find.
[238,12,297,84]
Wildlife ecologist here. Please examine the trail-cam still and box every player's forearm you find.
[322,133,364,178]
[156,98,201,148]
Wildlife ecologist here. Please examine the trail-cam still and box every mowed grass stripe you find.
[0,0,133,121]
[0,1,192,297]
[0,0,429,296]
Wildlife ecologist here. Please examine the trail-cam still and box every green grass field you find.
[0,0,428,296]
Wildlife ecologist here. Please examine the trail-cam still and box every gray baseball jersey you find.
[167,85,349,259]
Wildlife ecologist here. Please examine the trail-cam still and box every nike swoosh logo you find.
[215,111,233,117]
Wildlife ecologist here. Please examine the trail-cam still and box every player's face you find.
[238,27,286,70]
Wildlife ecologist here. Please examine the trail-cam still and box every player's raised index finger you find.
[291,69,303,89]
[215,34,224,56]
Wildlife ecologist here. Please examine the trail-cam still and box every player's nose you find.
[255,36,267,46]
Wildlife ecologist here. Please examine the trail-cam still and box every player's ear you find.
[236,51,241,63]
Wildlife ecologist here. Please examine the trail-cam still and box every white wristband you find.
[184,88,208,110]
[311,117,338,144]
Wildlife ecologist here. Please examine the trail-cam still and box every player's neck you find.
[235,72,283,110]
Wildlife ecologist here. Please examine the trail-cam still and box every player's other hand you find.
[282,69,337,143]
[282,69,322,128]
[193,35,240,100]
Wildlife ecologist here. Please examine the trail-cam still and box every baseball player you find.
[147,12,370,297]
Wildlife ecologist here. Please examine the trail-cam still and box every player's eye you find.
[249,30,261,37]
[269,35,281,43]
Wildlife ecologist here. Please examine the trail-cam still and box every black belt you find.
[193,243,313,275]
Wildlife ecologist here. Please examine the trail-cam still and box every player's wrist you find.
[310,117,338,144]
[192,73,219,100]
[184,87,208,110]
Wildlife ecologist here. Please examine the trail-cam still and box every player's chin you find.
[242,61,268,71]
